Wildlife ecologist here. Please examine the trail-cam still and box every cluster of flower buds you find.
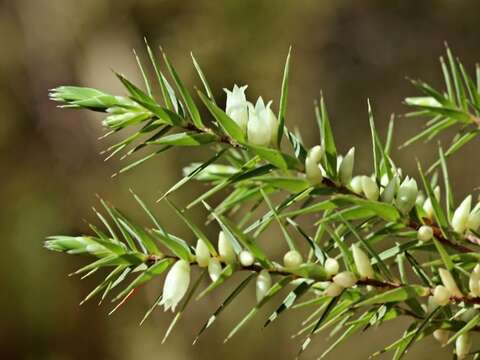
[451,195,480,234]
[431,268,462,307]
[225,85,278,147]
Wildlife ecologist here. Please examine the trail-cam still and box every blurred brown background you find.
[1,0,480,359]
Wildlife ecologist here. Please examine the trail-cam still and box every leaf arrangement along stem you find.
[46,41,480,359]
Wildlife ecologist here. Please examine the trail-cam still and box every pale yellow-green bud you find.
[469,265,480,297]
[283,250,303,268]
[305,146,323,185]
[256,269,272,302]
[381,175,398,204]
[423,186,440,219]
[452,195,472,234]
[324,282,343,297]
[333,271,357,288]
[456,333,472,360]
[352,244,374,279]
[218,231,236,264]
[395,177,418,214]
[324,258,340,277]
[350,176,363,195]
[467,202,480,232]
[433,329,449,346]
[208,257,222,282]
[239,250,255,267]
[339,147,355,186]
[361,176,379,201]
[439,268,462,297]
[195,239,210,267]
[432,285,450,306]
[416,191,426,207]
[417,225,433,242]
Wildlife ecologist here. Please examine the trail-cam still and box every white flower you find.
[452,195,472,234]
[159,260,191,312]
[224,85,248,131]
[467,201,480,232]
[247,97,277,146]
[352,244,374,279]
[456,332,472,360]
[350,176,363,194]
[361,176,379,201]
[469,264,480,297]
[239,250,255,267]
[195,239,210,267]
[339,147,355,186]
[433,329,449,346]
[305,145,324,185]
[432,285,450,306]
[395,177,418,214]
[324,258,340,277]
[381,175,399,204]
[324,282,343,297]
[283,250,303,268]
[333,271,357,288]
[208,257,222,282]
[417,225,433,242]
[256,269,272,302]
[438,268,462,297]
[423,186,440,219]
[218,231,236,264]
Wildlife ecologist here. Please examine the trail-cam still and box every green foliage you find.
[46,43,480,359]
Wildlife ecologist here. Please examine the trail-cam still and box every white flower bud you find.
[256,269,272,302]
[333,271,357,288]
[433,285,451,306]
[361,176,379,201]
[350,176,363,195]
[159,260,190,312]
[247,97,277,147]
[339,147,355,186]
[283,250,303,268]
[324,282,343,297]
[239,250,255,267]
[417,225,433,242]
[208,257,222,282]
[381,175,398,204]
[324,258,340,277]
[195,239,210,267]
[439,268,462,297]
[218,231,236,265]
[352,244,374,279]
[423,186,440,219]
[305,146,323,185]
[456,333,472,360]
[433,329,449,346]
[469,266,480,297]
[452,196,472,234]
[395,178,418,214]
[427,295,438,313]
[467,202,480,232]
[416,191,426,207]
[224,85,249,131]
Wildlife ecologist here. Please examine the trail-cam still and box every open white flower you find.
[224,84,249,131]
[247,97,278,147]
[159,260,191,312]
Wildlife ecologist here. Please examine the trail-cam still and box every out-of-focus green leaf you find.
[148,131,217,146]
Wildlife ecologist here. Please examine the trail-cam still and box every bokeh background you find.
[1,0,480,359]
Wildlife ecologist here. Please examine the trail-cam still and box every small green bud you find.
[417,225,433,242]
[283,250,303,268]
[395,177,418,214]
[381,175,398,204]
